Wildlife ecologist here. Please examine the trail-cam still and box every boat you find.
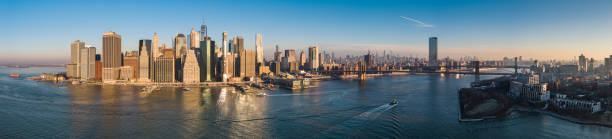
[182,88,192,91]
[390,99,398,105]
[256,92,267,96]
[9,74,20,78]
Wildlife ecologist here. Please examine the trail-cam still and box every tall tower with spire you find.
[200,18,207,40]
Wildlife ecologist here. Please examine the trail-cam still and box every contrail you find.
[400,16,434,28]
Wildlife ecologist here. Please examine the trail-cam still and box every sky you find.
[1,0,612,64]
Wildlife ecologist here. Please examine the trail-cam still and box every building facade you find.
[429,37,438,66]
[102,31,122,82]
[154,57,175,83]
[79,46,96,81]
[308,46,319,70]
[183,50,200,84]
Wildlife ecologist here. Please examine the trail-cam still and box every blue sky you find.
[2,0,612,64]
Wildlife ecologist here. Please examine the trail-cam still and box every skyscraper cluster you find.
[67,18,270,84]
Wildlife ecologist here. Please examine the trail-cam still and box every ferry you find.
[9,74,20,78]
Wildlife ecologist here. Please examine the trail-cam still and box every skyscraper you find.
[237,36,244,53]
[79,46,95,81]
[299,51,306,68]
[154,56,175,83]
[183,49,200,84]
[222,32,229,82]
[102,31,122,82]
[174,34,187,60]
[152,33,160,58]
[200,37,215,82]
[200,18,207,40]
[189,28,200,49]
[68,40,85,78]
[429,37,438,66]
[255,34,263,64]
[308,46,319,70]
[139,43,150,82]
[578,54,586,72]
[274,45,282,62]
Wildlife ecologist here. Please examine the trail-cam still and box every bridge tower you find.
[358,61,367,80]
[473,61,480,82]
[514,57,518,77]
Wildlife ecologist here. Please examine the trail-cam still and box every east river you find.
[1,67,611,138]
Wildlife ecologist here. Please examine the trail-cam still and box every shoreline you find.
[508,106,612,128]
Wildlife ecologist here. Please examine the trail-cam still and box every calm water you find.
[1,67,611,138]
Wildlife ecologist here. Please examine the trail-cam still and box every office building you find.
[154,57,175,83]
[271,61,281,75]
[200,18,207,39]
[256,34,263,64]
[200,37,215,82]
[123,53,139,80]
[152,33,160,58]
[308,46,319,70]
[139,43,150,82]
[79,46,95,81]
[578,54,586,72]
[282,49,298,72]
[183,50,200,84]
[429,37,438,66]
[95,54,102,80]
[174,34,187,60]
[119,66,134,81]
[299,51,306,68]
[102,31,122,82]
[189,28,200,49]
[69,40,85,78]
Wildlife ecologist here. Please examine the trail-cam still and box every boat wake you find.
[319,102,398,137]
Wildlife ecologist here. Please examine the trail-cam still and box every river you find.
[0,67,610,138]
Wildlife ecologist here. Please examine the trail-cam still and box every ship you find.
[9,74,20,78]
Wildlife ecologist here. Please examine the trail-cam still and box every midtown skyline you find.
[3,0,612,65]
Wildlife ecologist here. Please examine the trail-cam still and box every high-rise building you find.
[237,36,244,54]
[578,54,586,72]
[79,46,95,81]
[319,52,325,66]
[222,32,229,82]
[152,33,160,58]
[189,28,200,49]
[308,46,319,70]
[429,37,438,66]
[102,31,122,82]
[174,34,187,60]
[68,40,85,78]
[123,53,139,80]
[95,54,102,80]
[119,66,134,81]
[299,51,306,68]
[139,43,150,82]
[255,34,263,64]
[183,49,200,84]
[200,37,215,82]
[154,56,175,82]
[200,18,207,40]
[588,58,594,73]
[282,49,298,72]
[245,50,256,78]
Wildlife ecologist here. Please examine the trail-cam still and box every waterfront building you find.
[245,50,256,78]
[189,28,200,49]
[139,43,150,82]
[119,66,134,81]
[183,50,200,84]
[79,46,96,81]
[520,83,550,103]
[429,37,438,66]
[221,32,229,82]
[308,46,319,70]
[69,40,85,78]
[123,54,139,80]
[95,54,102,80]
[154,57,175,82]
[199,37,215,82]
[102,31,122,82]
[256,34,263,64]
[551,94,602,114]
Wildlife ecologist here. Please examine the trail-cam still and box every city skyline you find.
[3,0,612,65]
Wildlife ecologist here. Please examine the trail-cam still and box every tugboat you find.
[9,74,20,78]
[390,99,398,105]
